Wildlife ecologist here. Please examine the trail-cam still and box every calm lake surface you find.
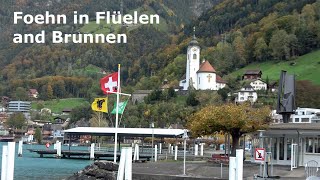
[0,142,92,180]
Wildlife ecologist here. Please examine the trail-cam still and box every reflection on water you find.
[0,142,91,180]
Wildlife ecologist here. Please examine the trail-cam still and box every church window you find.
[193,54,197,59]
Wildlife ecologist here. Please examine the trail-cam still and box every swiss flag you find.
[100,72,118,94]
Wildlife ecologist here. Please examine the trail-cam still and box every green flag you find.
[111,100,128,114]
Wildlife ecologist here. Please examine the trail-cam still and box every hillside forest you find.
[0,0,319,127]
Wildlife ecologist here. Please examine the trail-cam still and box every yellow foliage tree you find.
[188,103,271,156]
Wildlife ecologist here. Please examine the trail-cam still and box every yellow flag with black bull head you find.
[91,98,108,113]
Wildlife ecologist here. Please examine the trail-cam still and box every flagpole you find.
[114,64,121,163]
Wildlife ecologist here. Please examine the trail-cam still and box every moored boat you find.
[0,136,15,142]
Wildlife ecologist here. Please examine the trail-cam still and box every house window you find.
[249,92,253,95]
[240,97,244,100]
[193,54,197,59]
[316,138,320,153]
[301,118,309,122]
[279,137,284,160]
[306,138,314,153]
[295,118,299,122]
[240,92,244,95]
[315,138,320,153]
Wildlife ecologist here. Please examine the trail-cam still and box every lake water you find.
[0,142,92,180]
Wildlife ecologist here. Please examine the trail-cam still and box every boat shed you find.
[64,127,186,138]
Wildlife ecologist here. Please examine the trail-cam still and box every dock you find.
[27,149,152,160]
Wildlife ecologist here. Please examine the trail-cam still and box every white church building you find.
[179,32,226,90]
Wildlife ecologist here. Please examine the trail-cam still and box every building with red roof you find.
[179,28,226,90]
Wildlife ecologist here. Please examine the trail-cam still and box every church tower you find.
[184,27,200,90]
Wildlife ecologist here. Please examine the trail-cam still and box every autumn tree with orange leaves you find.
[188,103,271,156]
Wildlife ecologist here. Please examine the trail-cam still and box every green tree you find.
[168,87,177,98]
[47,84,54,99]
[70,105,92,124]
[186,91,199,106]
[145,89,163,104]
[6,112,26,130]
[254,37,269,61]
[269,30,290,60]
[217,88,230,102]
[14,87,28,101]
[232,34,247,67]
[188,103,271,156]
[34,127,42,144]
[36,103,44,111]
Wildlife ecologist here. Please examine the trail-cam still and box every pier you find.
[27,149,153,160]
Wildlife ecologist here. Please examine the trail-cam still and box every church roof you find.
[197,60,216,73]
[244,69,262,75]
[216,75,226,83]
[189,35,199,46]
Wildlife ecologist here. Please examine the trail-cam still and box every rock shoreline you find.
[66,161,118,180]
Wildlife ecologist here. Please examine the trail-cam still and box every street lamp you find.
[257,130,265,148]
[183,129,188,175]
[151,122,154,162]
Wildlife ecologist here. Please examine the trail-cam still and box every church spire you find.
[193,26,196,39]
[189,26,199,46]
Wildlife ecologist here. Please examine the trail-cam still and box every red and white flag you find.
[100,72,118,94]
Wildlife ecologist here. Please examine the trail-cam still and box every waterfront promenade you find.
[0,142,307,179]
[132,161,306,180]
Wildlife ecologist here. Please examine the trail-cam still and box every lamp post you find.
[151,122,154,162]
[183,129,188,175]
[257,130,266,177]
[258,130,265,148]
[243,134,246,160]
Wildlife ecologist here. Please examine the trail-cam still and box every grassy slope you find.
[227,50,320,85]
[31,98,89,113]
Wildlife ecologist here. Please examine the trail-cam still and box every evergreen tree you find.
[186,91,199,106]
[34,127,42,144]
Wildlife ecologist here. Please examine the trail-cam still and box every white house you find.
[235,85,258,103]
[272,108,320,123]
[28,89,39,99]
[179,30,226,91]
[249,79,267,91]
[216,75,226,90]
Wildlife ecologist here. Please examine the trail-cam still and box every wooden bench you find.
[209,154,229,164]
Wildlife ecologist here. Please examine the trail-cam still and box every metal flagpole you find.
[114,64,121,162]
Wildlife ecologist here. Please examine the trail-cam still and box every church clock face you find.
[192,47,197,52]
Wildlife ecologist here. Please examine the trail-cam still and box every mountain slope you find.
[228,50,320,85]
[1,0,320,101]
